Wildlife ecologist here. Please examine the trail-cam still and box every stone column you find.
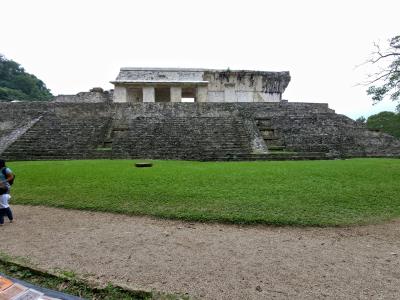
[170,86,182,102]
[224,83,237,102]
[113,86,128,102]
[143,86,155,102]
[196,86,208,102]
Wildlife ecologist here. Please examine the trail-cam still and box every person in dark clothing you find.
[0,159,14,225]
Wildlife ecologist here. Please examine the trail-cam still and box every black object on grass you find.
[135,162,153,168]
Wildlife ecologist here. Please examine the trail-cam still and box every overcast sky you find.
[1,0,399,118]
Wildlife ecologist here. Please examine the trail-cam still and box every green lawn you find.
[8,159,400,226]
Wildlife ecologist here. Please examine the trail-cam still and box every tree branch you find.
[369,52,399,64]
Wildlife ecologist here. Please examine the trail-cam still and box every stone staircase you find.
[1,102,397,161]
[251,116,331,160]
[0,112,333,161]
[0,117,42,155]
[110,116,252,160]
[254,117,286,152]
[2,114,111,160]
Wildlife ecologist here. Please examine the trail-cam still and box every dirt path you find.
[0,206,399,299]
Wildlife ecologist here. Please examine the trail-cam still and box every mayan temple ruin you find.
[111,68,291,103]
[0,67,399,161]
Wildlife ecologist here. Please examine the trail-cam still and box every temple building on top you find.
[110,68,291,103]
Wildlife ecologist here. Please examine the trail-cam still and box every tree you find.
[366,111,400,138]
[364,35,400,112]
[355,116,366,124]
[0,54,53,101]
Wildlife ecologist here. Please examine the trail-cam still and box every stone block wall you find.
[53,88,113,103]
[236,103,400,157]
[204,71,290,102]
[2,112,110,160]
[0,102,47,152]
[0,102,399,161]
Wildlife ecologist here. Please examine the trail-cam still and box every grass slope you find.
[9,159,400,226]
[0,258,151,300]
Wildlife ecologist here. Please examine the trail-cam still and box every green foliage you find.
[0,259,152,299]
[9,159,400,226]
[0,87,28,100]
[0,54,53,101]
[366,111,400,138]
[356,116,366,124]
[365,35,400,112]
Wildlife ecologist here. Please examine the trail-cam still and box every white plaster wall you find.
[118,69,204,82]
[203,73,284,102]
[224,85,237,102]
[207,92,224,102]
[143,87,155,102]
[255,92,281,102]
[236,92,254,102]
[170,87,182,102]
[113,86,127,103]
[204,73,259,93]
[196,86,208,103]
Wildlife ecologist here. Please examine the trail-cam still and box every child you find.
[0,194,13,226]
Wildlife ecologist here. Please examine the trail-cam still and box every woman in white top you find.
[0,194,12,225]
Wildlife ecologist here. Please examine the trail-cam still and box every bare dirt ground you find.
[0,205,399,300]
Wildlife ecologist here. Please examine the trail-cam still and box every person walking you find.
[0,194,13,225]
[0,159,15,226]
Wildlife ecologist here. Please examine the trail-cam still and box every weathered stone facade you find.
[0,102,399,161]
[111,68,290,103]
[2,67,399,161]
[53,88,113,103]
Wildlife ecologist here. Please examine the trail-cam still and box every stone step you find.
[3,114,255,161]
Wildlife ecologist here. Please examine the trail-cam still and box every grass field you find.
[8,159,400,226]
